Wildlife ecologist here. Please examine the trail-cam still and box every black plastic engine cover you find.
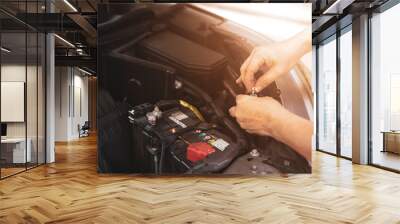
[137,31,227,92]
[167,5,223,44]
[139,31,227,76]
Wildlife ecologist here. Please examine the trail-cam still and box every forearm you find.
[268,110,313,162]
[284,27,312,63]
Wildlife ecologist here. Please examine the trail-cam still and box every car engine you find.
[97,4,312,174]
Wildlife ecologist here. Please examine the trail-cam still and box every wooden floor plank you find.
[1,135,400,223]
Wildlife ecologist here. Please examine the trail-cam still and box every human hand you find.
[237,28,311,93]
[229,95,312,162]
[237,44,294,93]
[228,95,289,138]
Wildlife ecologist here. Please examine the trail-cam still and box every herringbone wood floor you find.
[1,135,400,224]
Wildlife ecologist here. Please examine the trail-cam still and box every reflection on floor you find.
[1,167,25,178]
[341,147,352,158]
[1,135,400,223]
[373,150,400,171]
[0,163,42,178]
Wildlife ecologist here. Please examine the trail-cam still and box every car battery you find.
[129,103,201,173]
[168,128,235,173]
[187,142,215,163]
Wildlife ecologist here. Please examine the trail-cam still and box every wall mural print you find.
[97,3,313,175]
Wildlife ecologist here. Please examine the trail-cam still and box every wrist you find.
[283,28,311,62]
[271,109,295,142]
[261,106,292,140]
[277,112,313,162]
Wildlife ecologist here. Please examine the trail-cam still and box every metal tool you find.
[250,87,258,97]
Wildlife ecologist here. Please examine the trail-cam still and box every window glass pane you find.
[371,3,400,171]
[318,36,337,154]
[1,31,28,177]
[340,28,352,158]
[27,31,38,169]
[0,1,46,179]
[26,1,40,169]
[38,32,45,165]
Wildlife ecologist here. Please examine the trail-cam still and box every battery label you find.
[171,111,188,121]
[169,116,187,128]
[168,111,189,128]
[211,138,229,151]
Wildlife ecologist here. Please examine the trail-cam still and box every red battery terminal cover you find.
[187,142,215,163]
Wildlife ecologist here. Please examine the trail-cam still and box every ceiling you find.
[0,0,394,72]
[1,0,391,43]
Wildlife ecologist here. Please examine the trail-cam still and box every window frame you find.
[315,24,353,160]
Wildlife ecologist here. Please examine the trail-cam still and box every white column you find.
[352,14,369,164]
[46,33,55,163]
[45,1,56,163]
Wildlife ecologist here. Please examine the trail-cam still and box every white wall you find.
[55,67,89,141]
[72,73,89,138]
[55,67,69,141]
[1,63,46,164]
[1,65,36,138]
[1,65,27,141]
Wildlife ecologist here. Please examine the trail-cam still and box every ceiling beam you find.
[55,55,96,71]
[323,0,356,14]
[312,15,335,33]
[67,13,97,45]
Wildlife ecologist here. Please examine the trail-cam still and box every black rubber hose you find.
[177,77,247,149]
[153,132,177,175]
[158,142,165,174]
[151,130,167,175]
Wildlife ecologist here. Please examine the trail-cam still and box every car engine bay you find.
[97,4,312,174]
